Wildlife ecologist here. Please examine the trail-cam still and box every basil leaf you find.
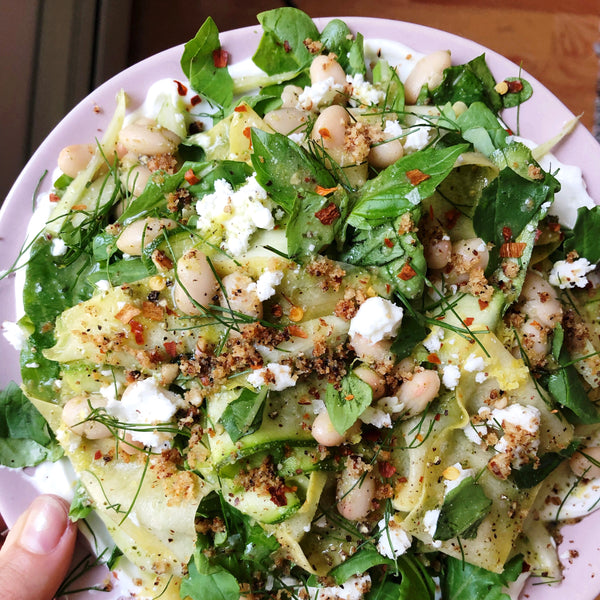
[253,8,319,76]
[367,554,436,600]
[220,387,268,443]
[181,17,234,110]
[329,545,393,584]
[391,313,429,360]
[325,372,373,434]
[180,559,239,600]
[501,77,533,108]
[320,19,366,76]
[564,205,600,263]
[348,144,469,229]
[440,555,523,600]
[547,365,600,424]
[88,257,153,287]
[456,102,508,156]
[0,382,63,468]
[434,476,492,541]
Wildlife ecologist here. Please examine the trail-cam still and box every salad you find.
[2,8,600,600]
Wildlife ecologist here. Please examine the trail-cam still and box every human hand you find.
[0,494,76,600]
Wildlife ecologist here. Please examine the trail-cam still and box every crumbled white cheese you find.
[464,353,485,373]
[312,399,326,415]
[305,574,372,600]
[377,517,412,558]
[247,270,284,301]
[94,279,112,292]
[442,364,461,390]
[549,258,595,289]
[423,328,445,353]
[475,372,488,384]
[347,73,385,107]
[377,395,405,414]
[360,406,392,428]
[297,77,345,111]
[105,378,185,451]
[288,131,306,145]
[50,237,68,256]
[403,124,433,153]
[491,403,541,466]
[196,174,274,256]
[443,463,474,494]
[423,509,441,547]
[247,363,297,391]
[383,119,403,138]
[348,297,403,343]
[2,320,27,351]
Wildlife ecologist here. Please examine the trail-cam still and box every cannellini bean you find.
[520,271,562,329]
[281,85,303,108]
[404,50,452,104]
[120,432,144,455]
[220,272,262,319]
[311,105,350,150]
[452,101,468,116]
[125,164,152,197]
[116,217,177,255]
[174,249,219,315]
[353,365,386,400]
[396,369,440,417]
[263,108,308,135]
[118,118,180,156]
[444,237,490,284]
[519,319,550,365]
[58,144,96,178]
[368,138,404,169]
[62,395,111,439]
[570,447,600,479]
[337,456,376,521]
[424,237,452,270]
[311,411,347,446]
[310,54,347,87]
[351,333,393,364]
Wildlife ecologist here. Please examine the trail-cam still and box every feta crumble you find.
[50,237,68,256]
[297,77,345,111]
[304,574,371,600]
[549,258,595,289]
[359,406,392,428]
[347,73,385,107]
[442,364,461,390]
[2,320,27,351]
[348,296,403,343]
[403,124,433,153]
[423,509,442,547]
[383,119,403,138]
[248,363,297,391]
[247,269,284,301]
[377,517,412,558]
[464,353,485,373]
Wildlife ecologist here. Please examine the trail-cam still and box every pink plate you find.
[1,16,599,600]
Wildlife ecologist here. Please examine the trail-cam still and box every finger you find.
[0,495,76,600]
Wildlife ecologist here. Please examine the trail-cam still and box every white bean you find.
[174,249,219,315]
[396,369,440,417]
[120,432,144,455]
[62,395,111,439]
[310,54,347,87]
[520,271,562,329]
[424,237,452,270]
[368,138,404,169]
[337,456,376,521]
[312,411,347,446]
[124,164,152,197]
[58,144,95,178]
[118,118,180,156]
[570,447,600,479]
[351,333,393,364]
[263,108,308,135]
[353,366,386,400]
[220,272,262,319]
[311,105,350,150]
[445,237,489,284]
[404,50,452,104]
[519,319,550,365]
[281,85,303,108]
[116,218,177,255]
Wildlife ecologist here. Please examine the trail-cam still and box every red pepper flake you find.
[534,228,542,242]
[464,317,474,326]
[243,126,252,140]
[315,185,337,196]
[505,127,514,135]
[434,413,441,421]
[398,476,408,483]
[499,242,526,258]
[288,324,308,339]
[163,341,177,357]
[548,222,561,233]
[416,434,424,442]
[129,319,145,345]
[507,79,524,93]
[406,168,430,185]
[71,204,87,211]
[314,202,341,225]
[49,192,60,202]
[184,169,199,185]
[174,80,188,95]
[94,450,102,460]
[385,283,391,294]
[429,204,434,220]
[234,105,247,112]
[379,461,397,478]
[427,353,441,364]
[190,94,201,106]
[283,40,291,53]
[502,226,513,242]
[478,299,489,310]
[444,209,461,229]
[398,262,416,281]
[212,48,229,68]
[317,127,331,139]
[384,238,394,248]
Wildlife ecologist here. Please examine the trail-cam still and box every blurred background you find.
[1,0,599,203]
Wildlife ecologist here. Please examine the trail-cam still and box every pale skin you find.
[0,495,76,600]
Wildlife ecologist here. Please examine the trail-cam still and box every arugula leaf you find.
[547,365,600,424]
[330,545,393,584]
[456,102,508,156]
[181,17,234,110]
[180,558,239,600]
[440,555,523,600]
[220,387,268,443]
[348,144,469,229]
[0,382,62,468]
[325,372,373,434]
[253,8,319,76]
[88,257,153,287]
[564,206,600,263]
[69,482,93,521]
[501,77,533,109]
[367,554,436,600]
[320,19,366,76]
[391,313,429,360]
[434,476,492,541]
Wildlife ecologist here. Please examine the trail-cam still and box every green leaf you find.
[325,372,373,434]
[252,8,319,76]
[180,559,240,600]
[440,555,522,600]
[367,555,436,600]
[53,173,74,190]
[547,365,600,424]
[0,382,63,468]
[373,60,404,112]
[456,102,508,156]
[220,387,268,443]
[181,17,234,109]
[330,545,394,584]
[391,313,429,360]
[501,77,533,109]
[69,482,93,521]
[564,206,600,263]
[319,20,366,76]
[348,144,469,228]
[434,476,492,541]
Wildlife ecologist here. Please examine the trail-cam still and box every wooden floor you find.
[129,0,600,132]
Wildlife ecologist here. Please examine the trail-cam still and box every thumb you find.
[0,494,77,600]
